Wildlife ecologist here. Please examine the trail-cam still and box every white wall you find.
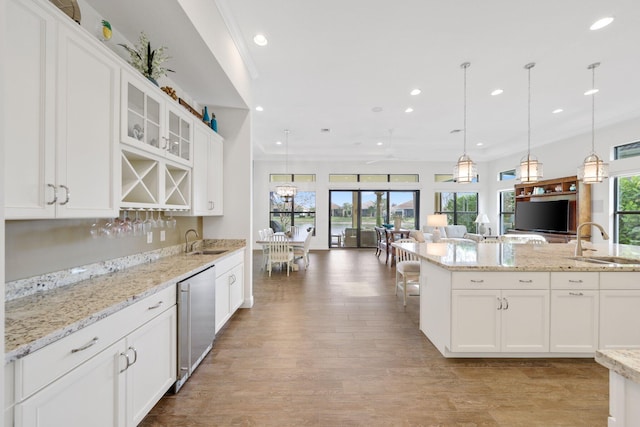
[254,117,640,249]
[1,0,6,422]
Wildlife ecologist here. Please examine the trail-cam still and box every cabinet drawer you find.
[215,250,244,277]
[600,272,640,290]
[452,272,549,290]
[550,272,599,290]
[16,285,175,401]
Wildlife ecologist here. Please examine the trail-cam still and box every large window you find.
[614,174,640,245]
[434,192,478,231]
[614,141,640,160]
[269,192,316,233]
[499,190,515,234]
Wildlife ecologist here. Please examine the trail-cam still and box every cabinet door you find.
[229,263,244,313]
[209,135,224,215]
[16,340,126,427]
[121,72,164,153]
[5,0,57,218]
[550,290,598,353]
[192,125,211,215]
[451,290,500,352]
[166,106,193,166]
[55,26,120,218]
[501,290,549,352]
[600,290,640,349]
[215,273,231,334]
[125,306,177,427]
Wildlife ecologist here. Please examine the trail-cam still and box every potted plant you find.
[119,32,173,85]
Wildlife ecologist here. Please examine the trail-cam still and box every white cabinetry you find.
[215,251,245,333]
[451,272,549,353]
[5,0,119,219]
[600,272,640,350]
[13,286,177,427]
[192,124,224,216]
[550,272,599,353]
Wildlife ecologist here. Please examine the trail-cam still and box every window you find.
[499,190,515,234]
[270,174,316,182]
[269,191,316,233]
[499,169,516,181]
[328,174,419,183]
[434,192,478,231]
[614,141,640,160]
[614,174,640,245]
[434,173,479,183]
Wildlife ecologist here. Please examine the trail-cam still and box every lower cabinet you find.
[13,288,177,427]
[600,272,640,350]
[215,251,245,333]
[550,290,599,352]
[451,289,549,353]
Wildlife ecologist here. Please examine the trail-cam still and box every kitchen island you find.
[395,241,640,358]
[596,349,640,426]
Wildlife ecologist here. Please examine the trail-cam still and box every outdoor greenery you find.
[436,192,478,231]
[616,175,640,245]
[269,191,316,232]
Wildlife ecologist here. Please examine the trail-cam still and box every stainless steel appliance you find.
[174,264,216,392]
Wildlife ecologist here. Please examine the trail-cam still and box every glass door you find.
[329,191,357,247]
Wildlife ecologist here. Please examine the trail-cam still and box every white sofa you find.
[414,225,483,243]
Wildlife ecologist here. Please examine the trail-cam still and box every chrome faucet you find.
[575,222,609,256]
[185,229,199,253]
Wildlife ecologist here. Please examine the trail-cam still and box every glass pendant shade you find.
[516,153,543,184]
[275,183,297,200]
[578,152,608,183]
[454,153,477,184]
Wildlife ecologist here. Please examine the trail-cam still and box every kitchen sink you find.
[189,250,228,256]
[569,256,640,265]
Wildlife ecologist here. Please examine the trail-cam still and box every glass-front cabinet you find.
[166,106,191,163]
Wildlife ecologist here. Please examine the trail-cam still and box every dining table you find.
[256,228,313,271]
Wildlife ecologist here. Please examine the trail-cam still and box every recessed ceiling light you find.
[405,107,414,113]
[275,141,282,145]
[552,108,564,114]
[410,89,421,96]
[590,17,614,31]
[376,141,383,146]
[253,34,268,46]
[584,88,599,96]
[255,106,264,112]
[320,128,331,133]
[490,89,504,96]
[476,142,484,147]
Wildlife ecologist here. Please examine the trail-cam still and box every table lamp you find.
[474,213,490,235]
[426,214,447,242]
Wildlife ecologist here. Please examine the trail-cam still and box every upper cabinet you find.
[192,123,224,216]
[5,0,120,219]
[121,71,193,168]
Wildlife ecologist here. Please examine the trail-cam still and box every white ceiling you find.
[86,0,640,164]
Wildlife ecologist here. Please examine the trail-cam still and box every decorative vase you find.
[147,76,159,86]
[211,114,218,132]
[202,106,210,124]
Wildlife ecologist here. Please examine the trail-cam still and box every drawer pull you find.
[148,301,164,310]
[128,346,138,366]
[503,297,509,310]
[46,183,58,205]
[569,280,583,284]
[497,297,503,310]
[119,352,131,373]
[71,337,99,353]
[229,274,236,285]
[569,292,584,296]
[519,279,533,283]
[58,185,70,205]
[470,279,484,284]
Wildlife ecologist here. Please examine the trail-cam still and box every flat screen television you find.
[514,200,570,233]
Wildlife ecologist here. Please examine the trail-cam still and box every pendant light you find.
[516,62,543,183]
[275,129,297,201]
[453,62,477,183]
[578,62,609,183]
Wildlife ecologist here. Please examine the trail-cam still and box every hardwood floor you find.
[141,249,609,426]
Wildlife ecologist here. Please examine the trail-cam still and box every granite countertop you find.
[5,240,246,364]
[596,349,640,384]
[394,241,640,272]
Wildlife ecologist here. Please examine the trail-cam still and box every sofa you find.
[414,225,483,243]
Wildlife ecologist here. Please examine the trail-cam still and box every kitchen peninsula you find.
[395,241,640,358]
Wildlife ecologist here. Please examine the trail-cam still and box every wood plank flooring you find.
[141,249,609,426]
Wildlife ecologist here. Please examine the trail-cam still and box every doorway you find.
[329,190,419,248]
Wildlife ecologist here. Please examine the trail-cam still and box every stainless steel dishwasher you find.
[174,264,216,392]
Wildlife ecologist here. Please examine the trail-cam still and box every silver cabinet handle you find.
[503,297,509,310]
[470,279,484,284]
[71,337,99,353]
[569,280,583,284]
[519,279,533,283]
[497,297,503,310]
[147,301,163,310]
[119,352,131,373]
[58,185,70,205]
[208,201,214,210]
[229,274,236,285]
[569,292,584,296]
[128,346,138,366]
[161,136,169,150]
[47,183,58,205]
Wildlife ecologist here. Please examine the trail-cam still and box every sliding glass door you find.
[329,190,419,248]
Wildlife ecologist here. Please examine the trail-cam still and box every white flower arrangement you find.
[119,32,173,82]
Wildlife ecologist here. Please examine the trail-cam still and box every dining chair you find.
[257,229,270,270]
[266,234,294,276]
[293,227,313,269]
[394,238,420,306]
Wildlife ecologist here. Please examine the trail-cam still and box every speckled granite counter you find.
[5,239,246,364]
[395,241,640,271]
[596,350,640,384]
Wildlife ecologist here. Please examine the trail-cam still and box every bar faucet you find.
[185,229,199,253]
[575,222,609,256]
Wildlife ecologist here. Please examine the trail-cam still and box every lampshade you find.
[474,213,490,224]
[427,214,448,227]
[426,242,448,257]
[578,62,609,184]
[275,129,297,200]
[453,62,477,184]
[516,62,543,183]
